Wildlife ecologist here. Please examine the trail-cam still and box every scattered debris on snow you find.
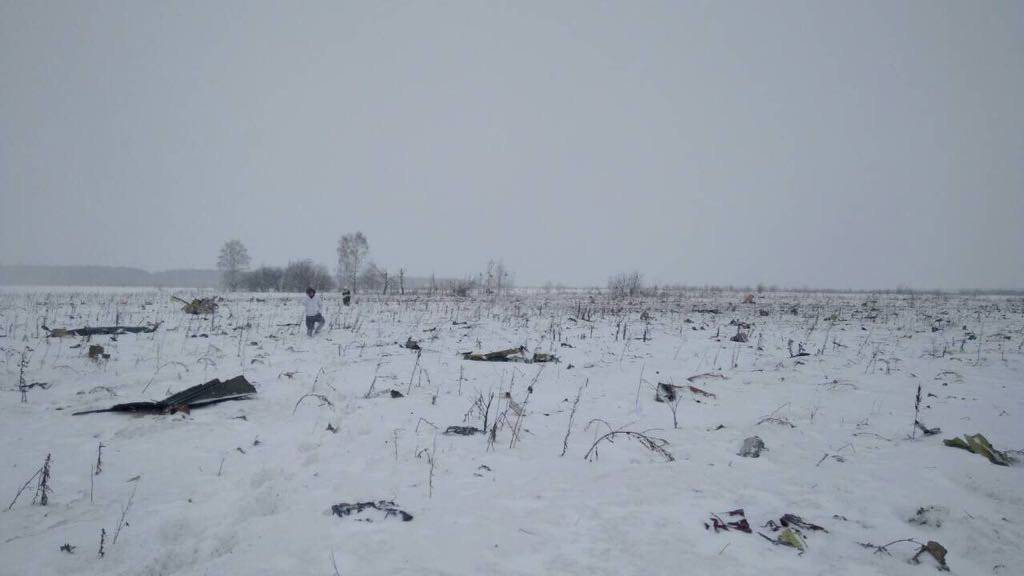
[909,506,949,528]
[331,500,413,522]
[763,513,828,534]
[706,509,752,533]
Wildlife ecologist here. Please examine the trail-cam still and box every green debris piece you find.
[943,437,970,451]
[777,528,805,551]
[943,433,1011,466]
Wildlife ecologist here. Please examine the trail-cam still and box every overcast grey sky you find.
[1,1,1021,289]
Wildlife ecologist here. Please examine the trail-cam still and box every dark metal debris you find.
[72,375,256,416]
[443,426,483,436]
[706,509,752,533]
[331,500,413,522]
[655,383,677,403]
[88,345,110,360]
[44,324,160,337]
[763,514,828,534]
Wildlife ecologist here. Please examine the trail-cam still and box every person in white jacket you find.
[303,287,325,336]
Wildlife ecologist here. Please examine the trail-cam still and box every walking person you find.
[303,287,325,336]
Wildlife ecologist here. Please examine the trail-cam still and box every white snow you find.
[1,288,1022,575]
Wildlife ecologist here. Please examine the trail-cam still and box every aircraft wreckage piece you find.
[461,347,558,363]
[72,375,256,416]
[172,296,219,315]
[43,323,161,337]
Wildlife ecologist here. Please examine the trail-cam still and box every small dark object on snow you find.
[444,426,483,436]
[341,289,352,306]
[88,345,110,360]
[44,323,160,337]
[72,375,256,416]
[787,339,810,358]
[389,389,404,398]
[914,421,941,436]
[763,514,828,533]
[655,382,677,403]
[532,352,558,363]
[705,509,752,533]
[331,500,413,522]
[909,506,949,528]
[731,330,749,343]
[59,543,76,554]
[911,540,950,571]
[739,436,766,457]
[403,337,421,350]
[656,380,716,401]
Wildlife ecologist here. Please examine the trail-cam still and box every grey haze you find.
[2,1,1022,289]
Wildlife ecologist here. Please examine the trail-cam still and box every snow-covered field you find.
[1,288,1022,575]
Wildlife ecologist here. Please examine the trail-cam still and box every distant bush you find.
[449,278,477,297]
[241,266,284,292]
[281,260,335,292]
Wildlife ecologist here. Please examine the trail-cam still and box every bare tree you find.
[608,271,643,297]
[355,261,381,292]
[336,232,369,293]
[482,259,513,295]
[217,239,251,291]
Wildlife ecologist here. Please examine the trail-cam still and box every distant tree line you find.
[0,265,220,288]
[216,236,515,295]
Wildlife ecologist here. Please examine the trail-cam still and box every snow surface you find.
[1,288,1022,575]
